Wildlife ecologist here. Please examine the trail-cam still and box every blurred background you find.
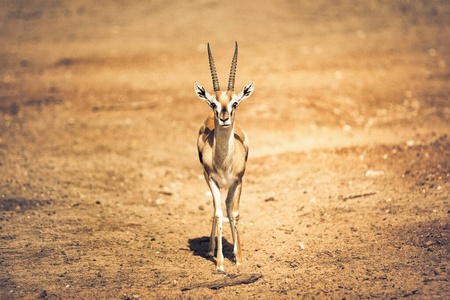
[0,0,449,158]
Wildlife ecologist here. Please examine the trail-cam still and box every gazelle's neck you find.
[213,119,235,166]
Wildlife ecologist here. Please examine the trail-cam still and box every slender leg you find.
[206,176,224,270]
[208,210,216,258]
[226,180,243,265]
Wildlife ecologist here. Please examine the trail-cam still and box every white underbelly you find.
[212,170,236,189]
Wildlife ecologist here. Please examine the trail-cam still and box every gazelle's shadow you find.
[188,236,235,263]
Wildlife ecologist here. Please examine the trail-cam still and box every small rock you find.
[299,242,305,250]
[343,124,352,132]
[155,198,166,205]
[38,290,47,298]
[406,140,415,146]
[425,240,434,247]
[365,170,384,177]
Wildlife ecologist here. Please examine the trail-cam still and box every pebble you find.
[365,170,384,177]
[155,199,166,205]
[343,124,352,132]
[299,242,305,250]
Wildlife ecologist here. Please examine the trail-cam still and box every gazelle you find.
[194,42,255,271]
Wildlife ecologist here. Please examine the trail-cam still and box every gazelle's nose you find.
[219,110,230,121]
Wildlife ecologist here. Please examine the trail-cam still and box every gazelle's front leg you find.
[206,176,224,271]
[226,180,243,265]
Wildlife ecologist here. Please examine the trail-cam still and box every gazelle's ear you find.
[236,80,255,104]
[194,81,212,104]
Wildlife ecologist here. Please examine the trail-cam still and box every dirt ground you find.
[0,0,449,299]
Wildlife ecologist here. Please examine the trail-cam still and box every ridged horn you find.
[207,43,220,92]
[227,41,238,91]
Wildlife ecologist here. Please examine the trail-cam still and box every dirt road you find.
[0,1,449,298]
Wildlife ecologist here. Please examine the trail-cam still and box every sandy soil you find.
[0,0,449,299]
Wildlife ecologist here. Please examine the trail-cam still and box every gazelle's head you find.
[195,42,255,127]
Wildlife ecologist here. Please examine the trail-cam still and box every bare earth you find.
[0,1,449,299]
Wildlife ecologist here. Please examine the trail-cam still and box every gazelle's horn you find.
[207,43,220,92]
[227,41,238,91]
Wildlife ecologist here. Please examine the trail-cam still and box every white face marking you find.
[209,92,238,127]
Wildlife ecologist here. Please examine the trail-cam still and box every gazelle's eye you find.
[211,103,217,109]
[232,102,238,109]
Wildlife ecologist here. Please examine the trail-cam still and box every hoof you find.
[216,265,224,272]
[234,255,243,265]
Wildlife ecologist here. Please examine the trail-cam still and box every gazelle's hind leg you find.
[206,176,224,270]
[226,180,243,265]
